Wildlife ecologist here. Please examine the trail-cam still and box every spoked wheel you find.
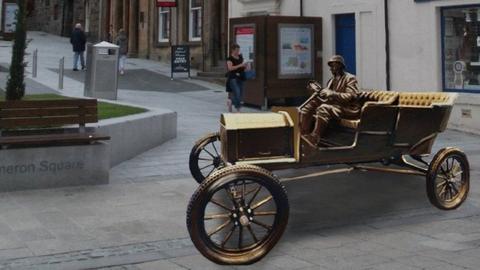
[187,165,289,265]
[427,147,470,210]
[189,132,225,184]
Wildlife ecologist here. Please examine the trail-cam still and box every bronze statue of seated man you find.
[299,55,361,147]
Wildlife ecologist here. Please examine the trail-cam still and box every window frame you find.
[188,0,202,42]
[158,6,171,43]
[441,4,480,93]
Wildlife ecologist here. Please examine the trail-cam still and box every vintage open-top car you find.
[186,90,470,265]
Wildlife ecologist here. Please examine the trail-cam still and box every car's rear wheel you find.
[186,165,289,265]
[427,148,469,210]
[189,132,224,184]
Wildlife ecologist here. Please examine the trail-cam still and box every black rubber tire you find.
[427,147,470,210]
[186,165,289,265]
[189,132,223,184]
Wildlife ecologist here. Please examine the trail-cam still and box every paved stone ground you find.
[0,65,58,94]
[0,32,479,269]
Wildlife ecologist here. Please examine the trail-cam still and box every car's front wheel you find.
[186,165,289,265]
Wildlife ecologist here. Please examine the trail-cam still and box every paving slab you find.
[48,68,209,92]
[0,70,58,94]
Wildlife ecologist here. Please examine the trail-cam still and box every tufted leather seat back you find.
[357,91,399,105]
[398,92,452,107]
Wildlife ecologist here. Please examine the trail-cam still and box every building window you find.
[189,0,202,41]
[158,7,170,42]
[442,6,480,92]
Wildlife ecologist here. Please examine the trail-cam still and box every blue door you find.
[335,14,356,74]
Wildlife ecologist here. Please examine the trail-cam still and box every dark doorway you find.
[62,0,74,37]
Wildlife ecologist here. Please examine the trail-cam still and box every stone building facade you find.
[26,0,85,37]
[88,0,228,70]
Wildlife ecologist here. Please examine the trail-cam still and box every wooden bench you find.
[0,99,110,148]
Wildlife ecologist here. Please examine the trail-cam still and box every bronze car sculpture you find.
[187,88,469,265]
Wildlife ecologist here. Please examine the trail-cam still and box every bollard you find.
[58,57,64,90]
[32,49,38,78]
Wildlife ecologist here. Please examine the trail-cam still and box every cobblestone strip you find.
[0,238,193,270]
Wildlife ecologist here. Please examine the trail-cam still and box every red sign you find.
[235,27,255,35]
[156,0,176,7]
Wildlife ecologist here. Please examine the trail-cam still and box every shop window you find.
[158,7,170,42]
[442,6,480,92]
[189,0,202,41]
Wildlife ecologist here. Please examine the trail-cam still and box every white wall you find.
[304,0,387,90]
[229,0,243,18]
[388,0,479,91]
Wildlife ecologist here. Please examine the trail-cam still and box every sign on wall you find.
[171,45,190,79]
[235,25,255,64]
[278,24,314,79]
[156,0,177,7]
[3,2,18,33]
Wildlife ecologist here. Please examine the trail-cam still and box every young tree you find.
[5,0,27,100]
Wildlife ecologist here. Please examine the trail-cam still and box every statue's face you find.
[329,62,344,76]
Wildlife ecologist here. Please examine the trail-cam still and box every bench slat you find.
[0,107,97,118]
[0,99,97,109]
[0,133,110,145]
[0,115,98,128]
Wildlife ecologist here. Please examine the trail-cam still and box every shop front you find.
[441,5,480,93]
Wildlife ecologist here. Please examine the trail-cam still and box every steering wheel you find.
[307,80,323,93]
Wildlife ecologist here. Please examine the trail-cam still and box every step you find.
[194,76,226,86]
[197,71,225,78]
[211,66,226,73]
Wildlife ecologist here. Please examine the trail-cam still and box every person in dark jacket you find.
[70,23,87,71]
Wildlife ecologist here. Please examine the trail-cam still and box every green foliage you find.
[97,102,148,120]
[5,0,27,101]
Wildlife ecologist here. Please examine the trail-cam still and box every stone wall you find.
[85,0,101,42]
[0,143,109,192]
[146,0,222,70]
[27,0,86,37]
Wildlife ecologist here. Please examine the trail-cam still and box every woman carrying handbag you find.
[226,43,250,113]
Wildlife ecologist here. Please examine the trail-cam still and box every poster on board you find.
[171,45,190,79]
[278,24,314,78]
[235,25,255,64]
[4,3,19,33]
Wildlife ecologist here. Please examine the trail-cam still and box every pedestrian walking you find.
[116,29,128,75]
[226,43,249,112]
[70,23,87,71]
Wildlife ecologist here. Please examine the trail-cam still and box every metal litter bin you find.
[84,41,119,100]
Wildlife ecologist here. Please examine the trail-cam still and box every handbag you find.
[244,70,256,80]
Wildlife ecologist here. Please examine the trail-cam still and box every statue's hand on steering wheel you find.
[307,80,323,93]
[319,89,334,99]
